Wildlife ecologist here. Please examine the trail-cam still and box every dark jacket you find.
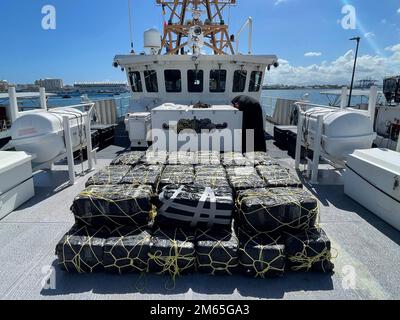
[232,95,266,153]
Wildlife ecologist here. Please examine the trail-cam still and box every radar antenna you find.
[156,0,236,55]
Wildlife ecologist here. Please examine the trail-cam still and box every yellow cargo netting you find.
[75,185,154,227]
[148,228,196,290]
[236,187,319,233]
[238,228,286,278]
[196,228,239,276]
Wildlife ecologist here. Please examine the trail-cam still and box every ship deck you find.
[1,123,399,300]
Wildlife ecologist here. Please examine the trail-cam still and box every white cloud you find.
[364,32,375,39]
[304,52,322,57]
[397,8,400,14]
[266,44,400,85]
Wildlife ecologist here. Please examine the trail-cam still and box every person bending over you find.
[232,95,266,153]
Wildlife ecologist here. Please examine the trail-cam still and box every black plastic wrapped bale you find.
[168,151,196,165]
[196,228,239,276]
[257,165,303,188]
[141,151,168,165]
[238,228,285,278]
[285,227,334,273]
[91,124,116,150]
[287,131,314,160]
[222,152,251,167]
[244,152,278,166]
[194,165,230,188]
[226,167,266,192]
[91,130,100,150]
[85,165,131,187]
[273,125,297,149]
[148,228,196,287]
[155,184,234,229]
[120,164,164,191]
[194,151,221,165]
[56,224,109,273]
[236,187,319,233]
[103,226,152,274]
[72,185,154,227]
[159,165,194,189]
[111,151,145,166]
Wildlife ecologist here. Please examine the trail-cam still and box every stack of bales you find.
[55,150,334,280]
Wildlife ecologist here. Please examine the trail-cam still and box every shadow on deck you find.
[41,260,334,299]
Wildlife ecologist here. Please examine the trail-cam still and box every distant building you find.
[15,83,39,92]
[73,82,128,93]
[35,78,64,92]
[0,80,8,92]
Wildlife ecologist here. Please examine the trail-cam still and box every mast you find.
[156,0,236,55]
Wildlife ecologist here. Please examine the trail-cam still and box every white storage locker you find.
[0,151,35,218]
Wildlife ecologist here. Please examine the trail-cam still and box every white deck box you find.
[0,151,35,218]
[124,112,152,148]
[151,103,243,152]
[344,148,400,231]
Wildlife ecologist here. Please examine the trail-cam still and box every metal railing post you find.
[340,87,348,109]
[295,109,303,170]
[8,87,19,123]
[39,87,47,110]
[310,115,324,184]
[85,104,96,171]
[63,116,76,185]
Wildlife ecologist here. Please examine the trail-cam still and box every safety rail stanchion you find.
[85,103,97,171]
[63,116,76,185]
[295,106,303,171]
[310,115,324,184]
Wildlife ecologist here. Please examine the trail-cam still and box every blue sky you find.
[0,0,399,85]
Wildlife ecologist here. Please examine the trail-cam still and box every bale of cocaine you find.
[56,224,109,273]
[85,165,131,187]
[236,187,318,233]
[244,152,278,166]
[194,165,230,188]
[72,184,154,227]
[119,164,164,191]
[257,164,303,188]
[285,227,334,273]
[148,228,196,278]
[155,184,234,229]
[141,150,168,165]
[111,151,145,166]
[196,228,239,276]
[168,151,196,165]
[194,151,221,165]
[226,167,266,192]
[222,152,251,167]
[238,228,286,278]
[103,226,152,274]
[158,165,194,189]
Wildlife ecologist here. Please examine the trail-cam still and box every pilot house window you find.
[249,71,263,92]
[233,70,247,92]
[129,71,143,92]
[144,70,158,93]
[188,70,204,92]
[209,69,227,93]
[164,70,182,92]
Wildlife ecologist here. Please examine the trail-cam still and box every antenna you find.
[156,0,236,55]
[128,0,135,53]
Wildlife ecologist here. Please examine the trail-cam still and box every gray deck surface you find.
[1,124,399,300]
